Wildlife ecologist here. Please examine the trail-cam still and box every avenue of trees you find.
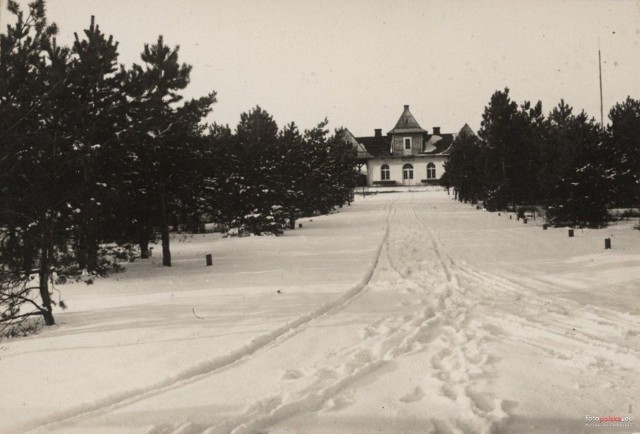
[443,88,640,228]
[0,1,357,331]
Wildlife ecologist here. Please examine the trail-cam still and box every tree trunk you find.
[38,244,55,326]
[190,213,202,233]
[289,211,296,230]
[139,238,150,259]
[159,191,171,267]
[77,231,88,270]
[87,228,98,273]
[172,212,179,232]
[21,233,35,274]
[76,224,98,272]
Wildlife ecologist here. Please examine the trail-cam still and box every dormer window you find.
[404,137,411,150]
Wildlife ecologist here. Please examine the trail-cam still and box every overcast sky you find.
[3,0,639,136]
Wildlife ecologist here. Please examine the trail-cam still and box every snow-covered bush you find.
[223,204,289,237]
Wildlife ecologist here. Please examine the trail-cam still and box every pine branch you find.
[0,310,43,324]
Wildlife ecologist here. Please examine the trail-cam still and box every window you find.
[402,164,413,180]
[381,165,390,180]
[427,163,436,179]
[404,137,411,150]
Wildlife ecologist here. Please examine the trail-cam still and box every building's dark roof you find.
[388,105,428,135]
[357,135,390,157]
[354,133,455,157]
[423,134,455,155]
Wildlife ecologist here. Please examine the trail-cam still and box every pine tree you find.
[66,15,126,273]
[202,122,236,227]
[231,106,286,234]
[607,97,640,210]
[543,101,608,227]
[477,88,542,210]
[444,132,484,203]
[1,0,74,326]
[123,36,215,265]
[169,93,217,233]
[478,89,519,210]
[279,122,305,228]
[515,100,545,205]
[327,127,357,207]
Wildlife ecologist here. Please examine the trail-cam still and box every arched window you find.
[381,164,390,180]
[427,163,436,179]
[402,164,413,180]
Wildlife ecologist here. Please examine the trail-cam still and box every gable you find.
[342,128,374,159]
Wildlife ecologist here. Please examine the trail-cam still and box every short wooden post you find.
[543,224,548,230]
[298,223,302,228]
[568,229,574,237]
[523,218,528,224]
[206,254,212,266]
[498,212,501,216]
[604,238,611,249]
[509,215,512,220]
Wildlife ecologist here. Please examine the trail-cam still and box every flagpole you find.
[598,39,604,129]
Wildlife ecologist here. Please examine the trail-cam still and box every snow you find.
[1,190,639,434]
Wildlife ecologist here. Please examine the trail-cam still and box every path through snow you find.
[2,191,638,434]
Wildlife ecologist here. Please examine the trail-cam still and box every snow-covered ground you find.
[1,190,639,434]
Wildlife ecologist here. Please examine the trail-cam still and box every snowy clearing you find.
[1,190,639,434]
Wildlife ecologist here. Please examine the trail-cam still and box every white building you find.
[346,105,473,187]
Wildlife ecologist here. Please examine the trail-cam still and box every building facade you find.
[346,105,473,187]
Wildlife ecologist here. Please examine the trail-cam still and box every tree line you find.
[0,1,356,331]
[442,88,640,227]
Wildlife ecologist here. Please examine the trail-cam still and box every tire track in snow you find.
[191,200,434,434]
[452,257,640,379]
[408,205,510,432]
[429,224,640,357]
[411,205,457,285]
[220,200,637,434]
[215,201,505,434]
[21,198,400,434]
[421,218,640,426]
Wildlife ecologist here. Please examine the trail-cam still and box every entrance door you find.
[402,164,414,186]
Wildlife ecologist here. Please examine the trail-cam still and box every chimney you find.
[404,105,409,110]
[433,126,441,135]
[374,129,382,137]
